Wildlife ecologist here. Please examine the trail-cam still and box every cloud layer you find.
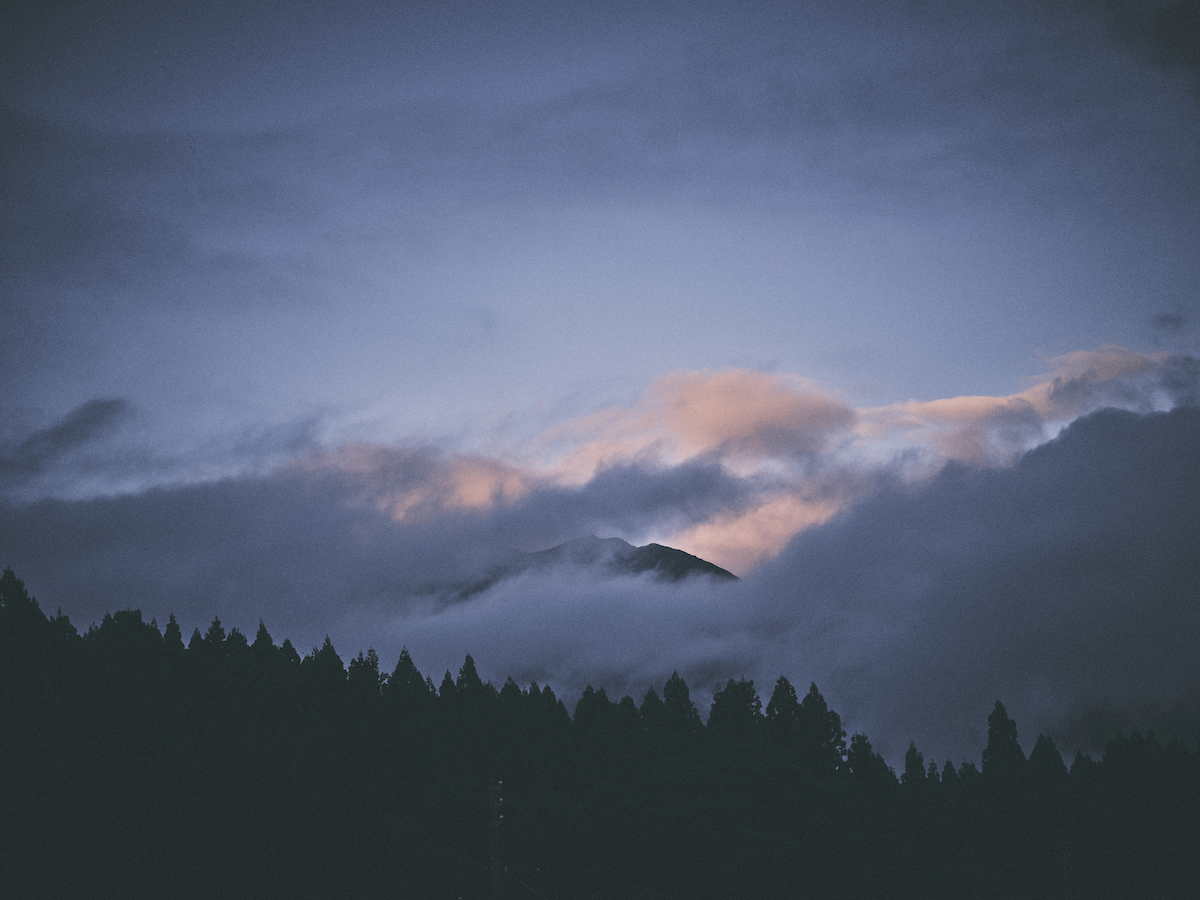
[2,348,1196,764]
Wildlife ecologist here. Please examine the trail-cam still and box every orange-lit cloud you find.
[290,444,531,521]
[290,346,1187,573]
[666,493,843,575]
[655,369,856,460]
[537,368,856,481]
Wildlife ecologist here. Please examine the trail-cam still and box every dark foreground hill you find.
[3,565,1198,899]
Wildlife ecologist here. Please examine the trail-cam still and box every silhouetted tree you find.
[982,700,1025,781]
[847,732,895,784]
[202,616,226,652]
[941,759,959,786]
[1028,733,1068,788]
[902,741,927,786]
[250,620,274,658]
[348,648,383,699]
[640,685,668,735]
[438,670,457,704]
[574,684,615,735]
[662,670,703,738]
[164,614,185,653]
[225,626,249,658]
[389,648,435,716]
[796,682,846,774]
[707,677,763,745]
[764,675,800,742]
[301,635,346,696]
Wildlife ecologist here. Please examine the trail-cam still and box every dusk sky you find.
[3,0,1199,763]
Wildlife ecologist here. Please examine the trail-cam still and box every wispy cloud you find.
[0,398,131,490]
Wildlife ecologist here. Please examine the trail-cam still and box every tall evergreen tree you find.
[662,671,703,738]
[707,678,763,743]
[796,682,846,773]
[982,700,1025,780]
[348,649,383,699]
[765,675,801,741]
[164,614,185,653]
[902,741,927,786]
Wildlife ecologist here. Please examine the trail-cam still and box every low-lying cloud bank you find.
[1,348,1198,764]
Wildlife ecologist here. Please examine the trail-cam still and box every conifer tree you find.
[982,701,1025,781]
[765,675,800,742]
[902,741,927,786]
[662,671,703,738]
[707,678,763,742]
[164,614,185,653]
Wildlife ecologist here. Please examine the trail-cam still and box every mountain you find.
[525,536,738,582]
[446,536,737,601]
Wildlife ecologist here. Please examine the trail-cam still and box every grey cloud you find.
[1161,354,1200,405]
[1,405,1196,767]
[0,450,760,652]
[748,404,1200,762]
[0,398,131,486]
[375,408,1200,763]
[393,568,751,708]
[1046,352,1200,417]
[1098,0,1200,96]
[1152,310,1189,334]
[491,457,761,548]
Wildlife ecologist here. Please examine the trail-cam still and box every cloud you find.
[1096,0,1200,97]
[746,404,1200,762]
[656,369,856,461]
[858,346,1198,468]
[0,444,760,648]
[0,398,131,488]
[2,355,1197,765]
[537,368,856,477]
[318,404,1200,768]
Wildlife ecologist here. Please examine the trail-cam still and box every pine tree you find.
[662,671,703,738]
[902,741,927,786]
[981,700,1025,781]
[707,678,763,743]
[765,675,800,742]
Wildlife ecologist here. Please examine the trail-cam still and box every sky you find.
[3,0,1199,764]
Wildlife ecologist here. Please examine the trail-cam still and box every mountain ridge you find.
[445,535,737,601]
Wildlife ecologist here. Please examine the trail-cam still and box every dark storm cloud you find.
[1096,0,1200,95]
[746,404,1200,762]
[492,457,761,549]
[0,398,131,486]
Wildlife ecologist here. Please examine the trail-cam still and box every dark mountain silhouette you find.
[447,535,737,600]
[526,535,738,582]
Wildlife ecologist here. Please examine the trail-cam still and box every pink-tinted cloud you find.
[287,443,532,521]
[536,368,856,481]
[857,346,1185,468]
[278,348,1196,572]
[655,369,856,460]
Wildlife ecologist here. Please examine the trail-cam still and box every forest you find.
[2,566,1196,899]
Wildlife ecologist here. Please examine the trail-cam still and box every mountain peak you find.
[444,536,737,601]
[527,535,737,583]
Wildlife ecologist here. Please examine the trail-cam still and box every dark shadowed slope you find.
[448,535,737,601]
[527,535,739,582]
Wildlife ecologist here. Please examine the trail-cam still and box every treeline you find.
[2,566,1197,899]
